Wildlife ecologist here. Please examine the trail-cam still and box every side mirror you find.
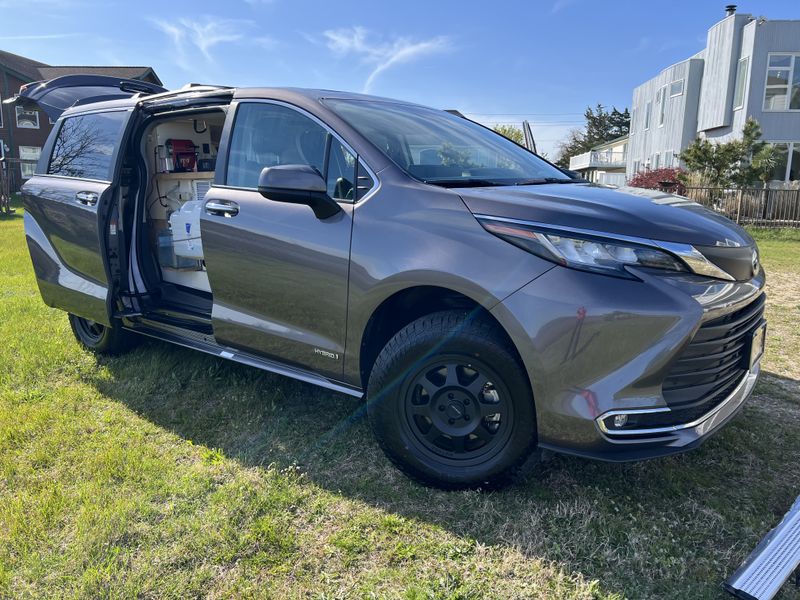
[258,165,341,220]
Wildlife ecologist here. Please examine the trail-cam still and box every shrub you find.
[628,167,687,195]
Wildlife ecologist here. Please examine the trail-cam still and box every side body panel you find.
[22,174,115,325]
[201,186,354,377]
[343,169,556,387]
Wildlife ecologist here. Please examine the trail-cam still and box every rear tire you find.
[367,310,536,489]
[68,314,137,355]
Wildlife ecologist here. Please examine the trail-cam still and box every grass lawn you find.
[1,196,799,599]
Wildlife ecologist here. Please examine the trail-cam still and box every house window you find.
[653,153,660,169]
[658,86,667,126]
[630,108,636,133]
[16,106,40,129]
[763,53,800,111]
[664,150,674,167]
[734,57,749,109]
[763,142,800,182]
[19,146,41,179]
[670,79,684,97]
[644,101,651,130]
[633,160,641,174]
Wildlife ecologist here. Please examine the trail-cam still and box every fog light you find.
[613,414,628,428]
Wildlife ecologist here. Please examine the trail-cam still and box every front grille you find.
[656,293,765,424]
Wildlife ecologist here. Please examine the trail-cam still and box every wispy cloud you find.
[151,17,259,69]
[322,26,450,93]
[0,33,82,40]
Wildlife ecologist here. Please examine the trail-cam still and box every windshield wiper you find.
[513,177,582,186]
[423,178,510,188]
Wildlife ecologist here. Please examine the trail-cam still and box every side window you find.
[48,111,127,180]
[227,103,328,188]
[326,140,356,200]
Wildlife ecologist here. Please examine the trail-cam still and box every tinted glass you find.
[48,111,126,180]
[325,99,570,185]
[327,140,356,200]
[227,103,328,188]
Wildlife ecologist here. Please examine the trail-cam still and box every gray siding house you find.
[627,6,800,184]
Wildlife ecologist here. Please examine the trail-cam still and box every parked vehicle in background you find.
[13,76,766,488]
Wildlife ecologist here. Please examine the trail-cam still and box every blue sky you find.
[1,0,798,157]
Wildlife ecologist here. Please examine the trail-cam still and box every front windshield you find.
[324,99,573,187]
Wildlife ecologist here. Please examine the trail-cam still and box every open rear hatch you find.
[3,74,167,121]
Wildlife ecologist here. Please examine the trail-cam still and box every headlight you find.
[477,217,688,278]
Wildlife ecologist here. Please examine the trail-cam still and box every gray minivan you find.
[12,76,766,488]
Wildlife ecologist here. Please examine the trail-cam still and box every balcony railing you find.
[569,150,627,171]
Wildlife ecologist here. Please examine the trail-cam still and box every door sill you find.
[129,318,363,398]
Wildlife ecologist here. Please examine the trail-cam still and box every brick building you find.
[0,49,161,190]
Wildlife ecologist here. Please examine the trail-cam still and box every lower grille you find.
[654,293,765,426]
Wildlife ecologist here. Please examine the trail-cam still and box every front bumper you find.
[491,263,765,461]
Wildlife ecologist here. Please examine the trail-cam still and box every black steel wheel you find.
[367,310,536,489]
[68,314,137,355]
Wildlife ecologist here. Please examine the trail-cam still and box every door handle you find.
[75,191,98,206]
[205,200,239,217]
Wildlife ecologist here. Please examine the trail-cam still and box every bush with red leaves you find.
[628,168,686,195]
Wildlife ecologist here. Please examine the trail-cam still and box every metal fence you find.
[683,186,800,228]
[0,159,36,214]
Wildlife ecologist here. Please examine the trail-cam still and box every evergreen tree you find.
[555,104,630,168]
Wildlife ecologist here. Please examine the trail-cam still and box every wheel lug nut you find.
[464,415,470,421]
[438,405,445,411]
[448,418,455,424]
[448,393,454,399]
[464,399,470,405]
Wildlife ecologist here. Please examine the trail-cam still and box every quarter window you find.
[734,57,749,109]
[763,53,800,111]
[19,146,41,179]
[48,111,127,180]
[16,106,39,129]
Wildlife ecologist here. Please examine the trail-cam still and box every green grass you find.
[2,199,799,599]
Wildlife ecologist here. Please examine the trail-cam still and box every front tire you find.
[68,314,137,355]
[367,310,536,489]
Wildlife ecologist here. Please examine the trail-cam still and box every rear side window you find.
[48,111,127,181]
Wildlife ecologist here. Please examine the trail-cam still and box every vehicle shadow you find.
[90,337,800,598]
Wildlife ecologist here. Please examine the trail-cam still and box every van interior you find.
[121,109,227,332]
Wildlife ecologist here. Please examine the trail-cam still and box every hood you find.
[458,183,754,248]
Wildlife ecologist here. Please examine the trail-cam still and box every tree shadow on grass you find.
[90,338,800,599]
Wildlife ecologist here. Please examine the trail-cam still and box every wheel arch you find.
[357,285,527,392]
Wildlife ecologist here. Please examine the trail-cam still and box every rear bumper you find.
[491,264,765,462]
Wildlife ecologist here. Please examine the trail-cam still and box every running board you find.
[129,319,363,399]
[724,495,800,599]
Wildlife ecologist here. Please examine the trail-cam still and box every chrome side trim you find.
[472,214,737,281]
[596,367,757,437]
